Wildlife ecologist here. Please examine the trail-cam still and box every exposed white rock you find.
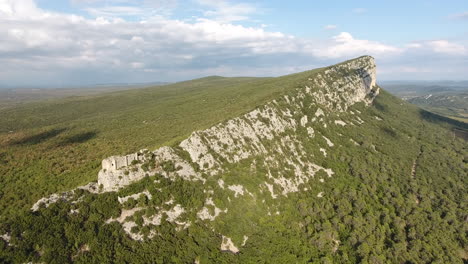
[31,182,99,211]
[228,185,245,198]
[322,136,334,147]
[271,160,334,196]
[89,57,377,196]
[98,147,204,192]
[118,190,152,204]
[218,179,225,189]
[334,120,346,126]
[350,138,360,146]
[315,108,325,117]
[264,182,277,199]
[144,213,163,226]
[31,192,74,212]
[322,168,334,177]
[242,235,249,246]
[197,197,227,221]
[307,127,315,138]
[175,221,191,231]
[355,116,365,125]
[78,182,100,193]
[375,116,382,121]
[1,233,11,244]
[108,208,142,224]
[32,57,380,242]
[221,236,239,253]
[165,204,185,222]
[317,192,324,198]
[320,148,327,157]
[106,207,144,240]
[300,115,308,127]
[311,56,378,111]
[332,238,341,253]
[107,203,187,241]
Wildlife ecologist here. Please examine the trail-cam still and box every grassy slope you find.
[0,69,323,218]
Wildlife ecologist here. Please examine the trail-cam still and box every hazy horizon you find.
[1,0,467,87]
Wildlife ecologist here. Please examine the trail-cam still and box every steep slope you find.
[1,56,466,264]
[0,72,320,218]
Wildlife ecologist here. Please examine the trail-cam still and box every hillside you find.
[1,56,467,263]
[407,92,468,123]
[0,73,318,218]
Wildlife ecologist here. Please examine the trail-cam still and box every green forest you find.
[0,58,466,263]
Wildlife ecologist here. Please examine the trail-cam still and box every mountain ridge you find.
[2,56,466,264]
[93,55,378,193]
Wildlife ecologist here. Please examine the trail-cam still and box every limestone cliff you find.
[97,56,378,192]
[32,55,380,249]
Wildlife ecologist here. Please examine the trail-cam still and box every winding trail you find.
[410,146,424,204]
[411,148,423,179]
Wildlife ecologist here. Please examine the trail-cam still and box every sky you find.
[0,0,467,87]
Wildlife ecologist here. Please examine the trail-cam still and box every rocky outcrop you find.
[30,56,380,247]
[98,147,204,192]
[95,56,378,193]
[220,236,240,253]
[31,182,99,211]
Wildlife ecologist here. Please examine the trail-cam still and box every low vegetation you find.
[0,58,466,263]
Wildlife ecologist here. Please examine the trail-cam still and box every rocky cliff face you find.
[97,56,378,192]
[32,55,380,251]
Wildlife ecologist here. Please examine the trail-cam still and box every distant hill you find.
[407,91,468,123]
[0,57,466,263]
[0,82,169,110]
[381,81,468,123]
[381,80,468,99]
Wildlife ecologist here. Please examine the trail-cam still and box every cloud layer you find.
[0,0,467,86]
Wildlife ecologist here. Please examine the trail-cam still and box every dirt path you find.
[410,147,423,204]
[411,148,423,179]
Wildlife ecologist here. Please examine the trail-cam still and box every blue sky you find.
[1,0,467,87]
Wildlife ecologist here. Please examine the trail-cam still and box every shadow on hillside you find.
[60,131,98,145]
[419,109,468,140]
[11,128,67,145]
[380,126,398,138]
[373,100,388,113]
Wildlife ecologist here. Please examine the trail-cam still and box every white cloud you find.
[196,0,257,22]
[0,0,44,18]
[72,0,178,18]
[324,24,337,30]
[0,0,467,86]
[406,43,422,49]
[404,40,466,55]
[312,32,401,58]
[0,0,299,86]
[84,6,146,17]
[428,40,466,55]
